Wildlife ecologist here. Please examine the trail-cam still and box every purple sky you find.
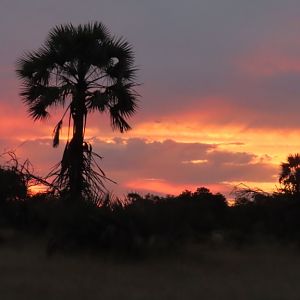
[1,0,300,197]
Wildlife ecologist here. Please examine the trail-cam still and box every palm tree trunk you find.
[69,87,86,201]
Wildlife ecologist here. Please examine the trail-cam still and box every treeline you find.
[1,161,300,256]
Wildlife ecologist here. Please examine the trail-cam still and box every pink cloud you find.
[238,53,300,76]
[237,26,300,77]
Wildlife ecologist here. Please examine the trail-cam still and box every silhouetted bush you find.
[3,171,300,255]
[0,166,27,204]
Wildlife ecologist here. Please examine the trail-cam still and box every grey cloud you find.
[0,137,277,195]
[91,138,277,186]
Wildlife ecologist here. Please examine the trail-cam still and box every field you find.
[1,241,300,299]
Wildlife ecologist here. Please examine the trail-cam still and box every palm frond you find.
[28,100,50,120]
[109,106,132,132]
[16,47,57,85]
[86,90,109,112]
[53,120,63,148]
[107,82,139,116]
[103,37,137,80]
[21,84,72,119]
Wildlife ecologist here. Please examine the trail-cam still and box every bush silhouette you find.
[279,154,300,196]
[0,166,27,203]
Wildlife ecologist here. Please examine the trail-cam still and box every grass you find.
[1,240,300,299]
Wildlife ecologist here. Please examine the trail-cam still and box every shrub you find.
[0,166,27,203]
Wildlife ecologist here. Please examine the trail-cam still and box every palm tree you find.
[279,154,300,195]
[16,22,138,201]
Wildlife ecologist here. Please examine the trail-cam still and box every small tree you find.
[0,152,31,203]
[279,154,300,195]
[0,167,27,203]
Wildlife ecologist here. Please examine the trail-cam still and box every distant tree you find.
[279,154,300,195]
[178,190,193,199]
[16,22,138,202]
[193,187,210,196]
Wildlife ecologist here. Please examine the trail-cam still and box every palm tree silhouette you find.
[16,22,138,201]
[279,154,300,195]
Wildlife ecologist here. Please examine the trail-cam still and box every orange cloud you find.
[118,120,300,165]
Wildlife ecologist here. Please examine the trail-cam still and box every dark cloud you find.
[91,138,277,187]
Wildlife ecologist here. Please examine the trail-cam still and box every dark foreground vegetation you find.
[1,159,300,258]
[3,168,300,299]
[2,156,300,299]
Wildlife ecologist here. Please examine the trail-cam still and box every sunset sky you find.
[1,0,300,197]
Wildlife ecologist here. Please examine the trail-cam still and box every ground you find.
[0,241,300,300]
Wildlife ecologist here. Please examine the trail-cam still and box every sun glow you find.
[125,178,233,196]
[28,184,48,195]
[182,159,208,164]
